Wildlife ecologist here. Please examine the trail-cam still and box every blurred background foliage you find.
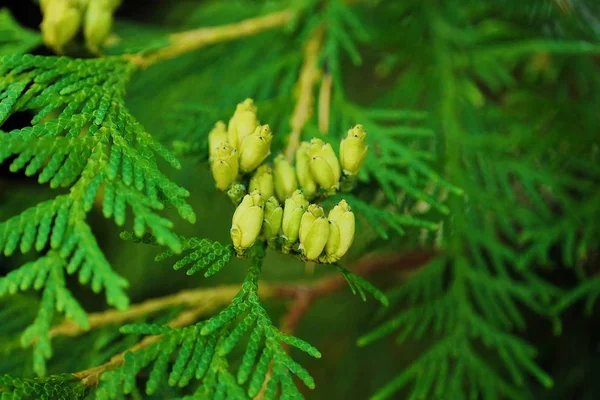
[1,0,600,399]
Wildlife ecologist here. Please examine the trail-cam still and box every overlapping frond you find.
[0,54,194,375]
[0,373,88,400]
[94,245,321,399]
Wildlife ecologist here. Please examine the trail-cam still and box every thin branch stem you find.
[125,9,295,68]
[50,285,244,339]
[285,26,324,161]
[318,71,333,134]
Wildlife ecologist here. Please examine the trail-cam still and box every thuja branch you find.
[126,9,295,67]
[69,250,432,387]
[73,306,203,386]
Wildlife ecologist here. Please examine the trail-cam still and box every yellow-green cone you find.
[323,199,355,263]
[340,124,368,175]
[249,165,274,201]
[281,190,308,248]
[299,204,329,261]
[84,0,120,53]
[208,121,228,160]
[263,196,283,241]
[228,99,258,150]
[239,124,272,173]
[295,142,317,199]
[40,0,83,53]
[210,143,239,191]
[273,154,298,202]
[231,190,264,254]
[308,138,341,191]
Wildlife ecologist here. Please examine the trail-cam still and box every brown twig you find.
[125,9,295,68]
[285,26,325,161]
[50,285,243,339]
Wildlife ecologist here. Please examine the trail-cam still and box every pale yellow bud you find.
[210,143,239,191]
[228,99,258,150]
[295,142,317,199]
[41,0,83,53]
[231,190,264,254]
[299,204,330,261]
[263,196,283,240]
[340,124,368,175]
[273,154,298,202]
[308,138,341,190]
[323,200,355,263]
[249,165,274,201]
[208,121,228,160]
[84,0,117,53]
[281,190,308,245]
[239,125,272,173]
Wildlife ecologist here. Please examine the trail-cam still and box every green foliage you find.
[336,265,388,306]
[0,373,88,400]
[0,53,194,375]
[360,257,557,400]
[355,1,600,399]
[0,9,41,56]
[155,237,234,278]
[1,1,599,399]
[95,246,321,399]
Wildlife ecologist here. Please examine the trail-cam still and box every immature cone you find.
[281,190,308,248]
[308,138,341,191]
[295,142,317,199]
[208,121,228,160]
[299,204,330,261]
[249,165,274,201]
[239,125,272,173]
[231,190,264,254]
[210,143,239,191]
[340,124,368,175]
[228,99,258,150]
[84,0,121,53]
[40,0,83,53]
[263,196,283,241]
[273,154,298,202]
[323,200,355,263]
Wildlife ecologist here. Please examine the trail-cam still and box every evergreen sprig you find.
[95,245,321,399]
[0,373,88,400]
[0,54,194,375]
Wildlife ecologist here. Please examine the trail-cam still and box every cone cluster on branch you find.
[209,99,368,263]
[40,0,121,53]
